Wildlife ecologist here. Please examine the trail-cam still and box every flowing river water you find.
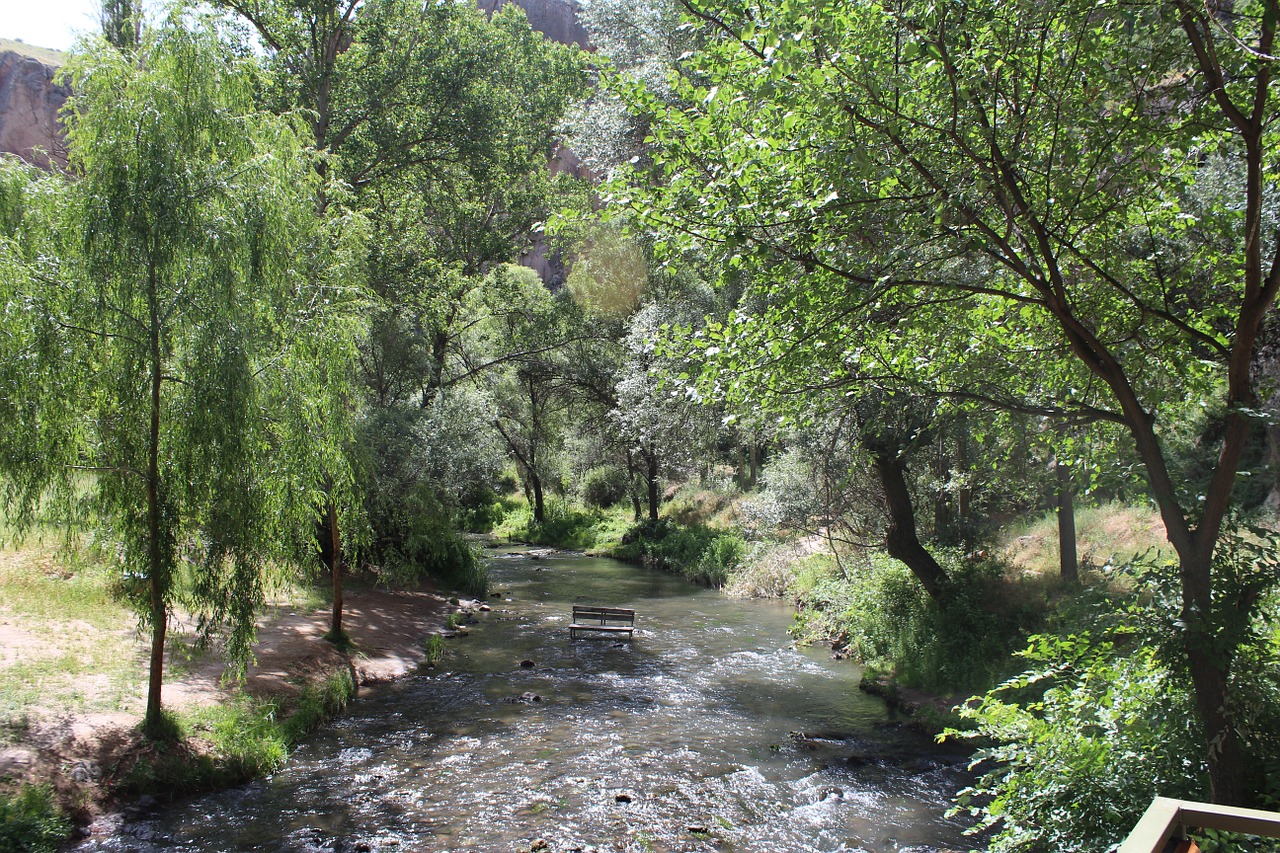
[82,546,978,853]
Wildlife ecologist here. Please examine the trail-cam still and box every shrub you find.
[793,551,1038,695]
[458,484,507,533]
[614,519,745,587]
[422,634,445,666]
[737,447,821,535]
[370,484,487,595]
[690,532,745,587]
[525,502,601,549]
[952,533,1280,851]
[579,466,630,509]
[0,785,71,853]
[502,500,634,552]
[950,638,1204,853]
[724,543,822,598]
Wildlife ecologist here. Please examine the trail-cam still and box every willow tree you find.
[608,0,1280,806]
[0,20,364,735]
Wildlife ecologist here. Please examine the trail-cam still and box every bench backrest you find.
[573,605,635,623]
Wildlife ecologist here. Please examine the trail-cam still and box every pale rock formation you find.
[476,0,591,48]
[0,49,69,169]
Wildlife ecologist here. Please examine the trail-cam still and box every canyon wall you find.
[0,47,69,168]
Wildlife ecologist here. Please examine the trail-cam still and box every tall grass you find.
[612,518,747,587]
[494,499,635,553]
[793,551,1043,695]
[123,670,356,796]
[422,634,445,666]
[1001,502,1171,577]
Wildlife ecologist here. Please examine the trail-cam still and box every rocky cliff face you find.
[477,0,590,48]
[0,49,69,168]
[477,0,591,286]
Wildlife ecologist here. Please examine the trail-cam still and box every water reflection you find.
[79,546,976,852]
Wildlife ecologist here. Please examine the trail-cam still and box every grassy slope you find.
[999,501,1171,578]
[0,38,66,67]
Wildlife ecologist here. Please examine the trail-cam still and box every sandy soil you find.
[0,583,449,820]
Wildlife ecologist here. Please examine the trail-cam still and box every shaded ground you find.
[0,582,448,819]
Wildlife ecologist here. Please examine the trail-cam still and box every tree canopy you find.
[604,0,1280,806]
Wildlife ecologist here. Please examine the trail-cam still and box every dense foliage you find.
[794,552,1037,695]
[597,0,1280,812]
[952,532,1280,850]
[4,0,1280,848]
[0,20,364,732]
[0,785,70,853]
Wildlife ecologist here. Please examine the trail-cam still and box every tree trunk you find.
[956,419,972,524]
[1187,636,1247,805]
[1176,535,1249,804]
[328,500,344,640]
[646,445,660,521]
[933,439,955,545]
[421,329,449,407]
[872,451,949,602]
[145,582,167,734]
[144,260,167,737]
[624,448,643,521]
[1056,458,1078,583]
[531,473,545,523]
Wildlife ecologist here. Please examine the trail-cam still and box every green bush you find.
[793,552,1037,694]
[525,502,601,549]
[950,638,1205,853]
[952,532,1280,852]
[579,466,630,509]
[370,484,487,595]
[0,785,71,853]
[691,532,746,586]
[457,484,508,533]
[500,500,636,552]
[614,519,745,587]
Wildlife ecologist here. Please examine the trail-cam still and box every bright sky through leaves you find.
[1,0,160,51]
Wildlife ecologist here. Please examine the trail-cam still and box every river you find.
[80,546,977,852]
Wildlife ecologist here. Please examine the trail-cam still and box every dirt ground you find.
[0,583,449,819]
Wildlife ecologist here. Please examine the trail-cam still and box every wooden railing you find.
[1118,797,1280,853]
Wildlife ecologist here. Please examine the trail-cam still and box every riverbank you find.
[0,576,449,839]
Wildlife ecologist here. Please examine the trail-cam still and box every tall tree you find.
[0,21,363,735]
[613,301,721,520]
[219,0,583,631]
[477,266,579,523]
[99,0,142,49]
[610,0,1280,804]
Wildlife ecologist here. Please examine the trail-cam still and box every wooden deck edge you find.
[1119,798,1280,853]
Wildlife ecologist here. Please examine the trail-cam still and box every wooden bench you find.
[570,605,635,640]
